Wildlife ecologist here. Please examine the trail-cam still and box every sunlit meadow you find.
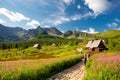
[0,53,83,80]
[85,52,120,80]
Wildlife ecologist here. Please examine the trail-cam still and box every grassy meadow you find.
[0,42,84,80]
[84,52,120,80]
[0,44,85,60]
[0,54,83,80]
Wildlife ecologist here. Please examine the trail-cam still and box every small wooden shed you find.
[33,44,41,49]
[86,39,107,52]
[52,43,56,46]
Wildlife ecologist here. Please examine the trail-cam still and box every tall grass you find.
[0,54,83,80]
[84,52,120,80]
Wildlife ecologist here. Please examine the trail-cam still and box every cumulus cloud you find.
[81,27,98,34]
[26,20,40,28]
[0,19,6,24]
[84,0,111,17]
[77,5,81,9]
[0,8,30,22]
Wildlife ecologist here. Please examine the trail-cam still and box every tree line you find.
[0,35,82,50]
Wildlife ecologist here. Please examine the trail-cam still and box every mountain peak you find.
[44,27,62,35]
[36,26,42,29]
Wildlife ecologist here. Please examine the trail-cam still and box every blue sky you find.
[0,0,120,34]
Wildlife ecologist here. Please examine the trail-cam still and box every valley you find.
[0,0,120,79]
[0,24,120,80]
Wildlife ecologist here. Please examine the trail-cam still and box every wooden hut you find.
[52,43,56,46]
[33,44,41,49]
[86,39,107,52]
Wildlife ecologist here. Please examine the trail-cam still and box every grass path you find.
[48,59,86,80]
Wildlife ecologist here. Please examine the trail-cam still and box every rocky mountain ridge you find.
[0,24,94,41]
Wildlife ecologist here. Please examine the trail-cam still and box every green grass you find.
[84,52,120,80]
[0,54,83,80]
[96,30,120,39]
[0,44,85,60]
[0,43,84,80]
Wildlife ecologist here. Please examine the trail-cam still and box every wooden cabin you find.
[33,44,41,49]
[86,39,107,52]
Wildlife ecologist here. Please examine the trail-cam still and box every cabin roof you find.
[33,44,39,48]
[86,41,93,48]
[86,39,102,48]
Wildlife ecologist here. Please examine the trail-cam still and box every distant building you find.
[52,43,56,46]
[86,39,107,52]
[76,48,83,53]
[33,44,41,49]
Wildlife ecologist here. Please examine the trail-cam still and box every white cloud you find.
[71,15,81,21]
[45,12,92,26]
[61,31,65,33]
[107,22,118,28]
[49,1,66,18]
[0,19,6,24]
[71,14,85,21]
[107,22,120,30]
[63,0,71,4]
[107,18,120,30]
[114,18,120,22]
[117,27,120,30]
[81,27,98,34]
[43,16,70,26]
[53,16,70,25]
[77,5,81,9]
[0,8,30,22]
[41,0,93,26]
[41,0,92,26]
[51,13,90,26]
[54,13,91,25]
[71,12,92,21]
[84,0,111,17]
[26,20,40,28]
[44,25,50,28]
[63,0,75,4]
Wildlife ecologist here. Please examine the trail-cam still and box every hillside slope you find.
[95,30,120,51]
[62,30,94,39]
[96,30,120,38]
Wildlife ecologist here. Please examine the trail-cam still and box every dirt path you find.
[48,59,86,80]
